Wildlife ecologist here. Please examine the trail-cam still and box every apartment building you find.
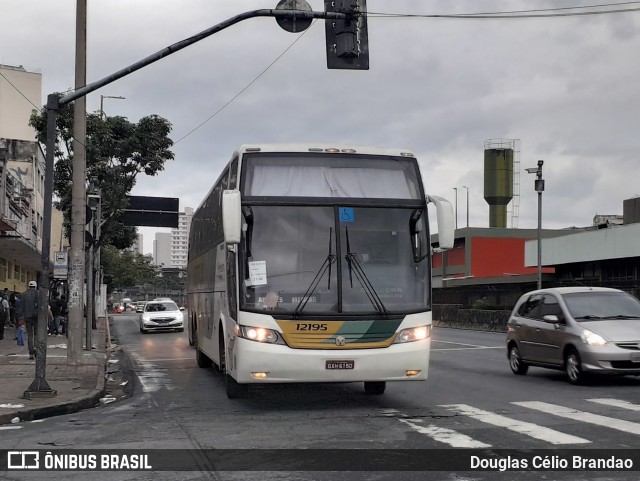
[0,64,66,292]
[152,207,193,268]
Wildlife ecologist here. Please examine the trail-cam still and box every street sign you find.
[122,196,179,228]
[53,251,69,279]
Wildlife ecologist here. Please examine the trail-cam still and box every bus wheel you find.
[364,381,386,395]
[188,317,195,346]
[219,332,248,398]
[196,348,212,368]
[225,373,248,399]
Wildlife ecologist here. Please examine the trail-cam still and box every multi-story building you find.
[0,64,67,293]
[153,232,171,267]
[152,207,193,268]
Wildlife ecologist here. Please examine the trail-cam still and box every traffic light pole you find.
[35,5,359,392]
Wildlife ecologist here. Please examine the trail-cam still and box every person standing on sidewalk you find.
[0,294,9,340]
[49,291,63,336]
[11,292,22,341]
[21,281,38,359]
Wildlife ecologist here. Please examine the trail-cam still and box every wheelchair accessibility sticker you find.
[339,207,354,223]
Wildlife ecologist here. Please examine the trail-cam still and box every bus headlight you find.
[236,325,283,344]
[393,325,431,344]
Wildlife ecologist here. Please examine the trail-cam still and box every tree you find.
[29,101,175,250]
[101,246,158,293]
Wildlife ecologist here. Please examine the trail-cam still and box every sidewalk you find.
[0,316,109,425]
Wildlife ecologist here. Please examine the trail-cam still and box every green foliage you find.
[471,297,492,310]
[28,101,174,250]
[101,246,158,292]
[29,97,175,291]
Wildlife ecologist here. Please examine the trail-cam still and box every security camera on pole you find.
[525,161,545,290]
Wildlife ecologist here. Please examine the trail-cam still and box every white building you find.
[153,232,171,267]
[152,207,193,268]
[1,64,67,292]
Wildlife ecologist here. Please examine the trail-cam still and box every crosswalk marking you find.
[385,398,640,448]
[588,398,640,411]
[441,404,591,445]
[514,401,640,436]
[397,418,491,448]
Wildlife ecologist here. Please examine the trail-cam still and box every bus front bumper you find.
[232,338,430,384]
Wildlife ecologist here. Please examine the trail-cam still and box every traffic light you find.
[325,0,369,70]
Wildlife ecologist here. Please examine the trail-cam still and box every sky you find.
[3,0,640,255]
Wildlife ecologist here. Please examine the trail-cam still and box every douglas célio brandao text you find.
[470,454,634,471]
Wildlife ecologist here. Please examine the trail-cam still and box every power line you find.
[0,70,41,111]
[369,1,640,19]
[174,21,317,145]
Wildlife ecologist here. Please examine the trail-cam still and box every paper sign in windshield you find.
[248,260,268,286]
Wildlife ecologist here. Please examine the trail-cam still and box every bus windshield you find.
[239,205,429,317]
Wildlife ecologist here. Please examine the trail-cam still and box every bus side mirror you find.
[222,189,242,245]
[427,194,455,250]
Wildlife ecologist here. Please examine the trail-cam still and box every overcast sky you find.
[3,0,640,255]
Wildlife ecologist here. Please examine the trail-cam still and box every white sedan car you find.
[139,300,185,334]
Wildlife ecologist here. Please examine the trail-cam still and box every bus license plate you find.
[326,360,354,370]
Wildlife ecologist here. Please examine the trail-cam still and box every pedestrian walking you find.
[49,291,64,336]
[9,291,17,327]
[0,294,9,340]
[59,294,68,335]
[21,280,39,359]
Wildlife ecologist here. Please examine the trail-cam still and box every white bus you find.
[186,144,454,398]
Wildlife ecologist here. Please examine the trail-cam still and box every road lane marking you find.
[588,399,640,411]
[398,418,491,448]
[432,340,503,348]
[431,340,504,351]
[514,401,640,436]
[431,347,504,351]
[130,352,175,392]
[380,409,490,447]
[0,426,22,431]
[441,404,590,445]
[144,357,194,362]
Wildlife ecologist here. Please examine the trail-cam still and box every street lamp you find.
[453,187,458,230]
[525,160,545,290]
[461,185,469,228]
[99,95,125,118]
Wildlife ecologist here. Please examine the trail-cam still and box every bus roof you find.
[235,143,416,158]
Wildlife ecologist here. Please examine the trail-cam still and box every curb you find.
[0,362,106,425]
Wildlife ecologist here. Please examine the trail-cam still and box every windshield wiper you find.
[293,227,336,317]
[574,315,603,320]
[344,226,389,317]
[600,315,640,320]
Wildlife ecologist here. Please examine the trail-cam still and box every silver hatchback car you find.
[506,287,640,384]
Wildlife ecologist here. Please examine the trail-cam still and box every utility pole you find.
[462,185,469,228]
[68,0,87,364]
[453,187,458,230]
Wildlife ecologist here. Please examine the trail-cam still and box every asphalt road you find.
[1,314,639,481]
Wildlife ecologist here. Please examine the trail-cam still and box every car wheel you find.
[139,326,146,334]
[509,345,529,375]
[177,328,184,333]
[364,381,386,395]
[565,349,587,385]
